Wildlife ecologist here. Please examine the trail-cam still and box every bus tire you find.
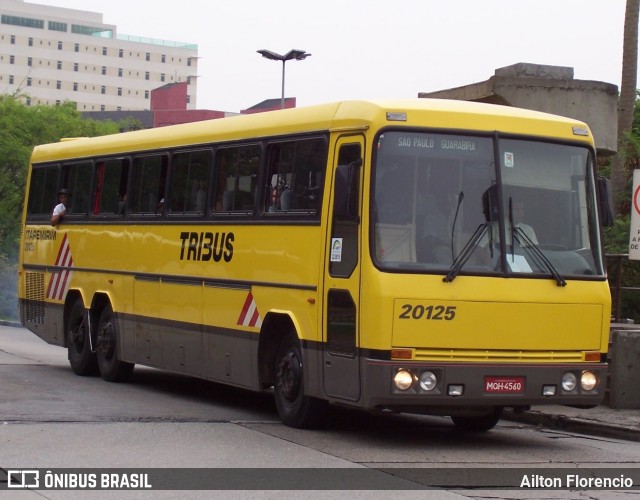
[96,304,134,382]
[274,333,325,428]
[451,407,503,432]
[66,298,97,376]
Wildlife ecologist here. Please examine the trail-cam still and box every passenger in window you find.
[51,189,70,226]
[267,188,279,212]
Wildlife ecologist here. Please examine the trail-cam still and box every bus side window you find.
[214,145,259,213]
[27,164,60,218]
[62,161,92,216]
[264,137,327,214]
[170,149,211,215]
[93,158,129,216]
[130,154,168,215]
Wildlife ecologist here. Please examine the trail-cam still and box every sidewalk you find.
[503,405,640,441]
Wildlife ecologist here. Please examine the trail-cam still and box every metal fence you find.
[607,253,640,323]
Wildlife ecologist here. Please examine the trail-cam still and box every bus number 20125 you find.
[399,304,457,321]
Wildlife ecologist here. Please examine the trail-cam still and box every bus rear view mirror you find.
[597,176,615,228]
[334,159,362,221]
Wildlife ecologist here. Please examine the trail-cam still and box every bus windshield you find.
[372,131,603,280]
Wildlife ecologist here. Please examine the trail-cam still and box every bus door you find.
[322,138,364,401]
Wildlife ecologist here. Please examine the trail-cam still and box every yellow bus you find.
[18,99,611,431]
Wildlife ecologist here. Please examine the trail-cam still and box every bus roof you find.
[30,99,593,163]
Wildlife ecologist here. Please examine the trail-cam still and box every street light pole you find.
[257,49,312,109]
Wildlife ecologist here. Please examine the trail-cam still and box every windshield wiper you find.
[443,223,488,283]
[512,228,566,287]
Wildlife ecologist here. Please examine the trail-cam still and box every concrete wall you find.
[608,329,640,409]
[419,63,619,156]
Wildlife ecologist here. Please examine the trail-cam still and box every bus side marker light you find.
[393,369,415,391]
[386,112,407,122]
[584,351,600,362]
[542,385,557,396]
[448,384,464,397]
[391,349,412,360]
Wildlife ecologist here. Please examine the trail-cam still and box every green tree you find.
[0,97,120,320]
[610,0,640,213]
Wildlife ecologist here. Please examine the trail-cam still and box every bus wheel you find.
[274,334,325,428]
[451,407,503,432]
[66,298,97,376]
[96,305,134,382]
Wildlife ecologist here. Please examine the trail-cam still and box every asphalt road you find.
[1,324,639,499]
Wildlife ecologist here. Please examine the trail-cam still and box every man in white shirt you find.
[51,189,70,226]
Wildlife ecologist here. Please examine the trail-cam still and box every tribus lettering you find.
[179,231,234,262]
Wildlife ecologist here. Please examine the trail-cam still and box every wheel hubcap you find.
[279,350,301,402]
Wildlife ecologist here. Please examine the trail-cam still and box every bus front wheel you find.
[96,305,134,382]
[274,334,325,428]
[66,298,97,376]
[451,407,503,432]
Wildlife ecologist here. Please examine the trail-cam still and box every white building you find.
[0,0,198,111]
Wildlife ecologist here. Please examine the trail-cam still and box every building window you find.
[10,35,15,44]
[9,55,14,64]
[118,68,123,77]
[146,52,150,61]
[144,90,149,99]
[73,82,78,91]
[48,21,67,32]
[28,37,33,46]
[9,75,14,84]
[57,41,62,50]
[102,66,106,75]
[55,100,61,106]
[161,54,166,63]
[118,49,123,58]
[56,80,61,89]
[101,85,106,94]
[57,60,62,70]
[74,63,79,72]
[102,46,107,56]
[27,77,32,87]
[101,105,105,111]
[187,76,191,85]
[26,98,31,106]
[117,87,122,96]
[74,43,79,52]
[160,73,165,82]
[187,95,190,104]
[145,71,149,80]
[28,57,33,67]
[187,58,192,67]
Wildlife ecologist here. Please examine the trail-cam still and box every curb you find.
[503,409,640,442]
[0,320,21,328]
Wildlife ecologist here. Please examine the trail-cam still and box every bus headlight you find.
[581,371,598,391]
[561,372,577,392]
[393,369,414,391]
[419,371,437,391]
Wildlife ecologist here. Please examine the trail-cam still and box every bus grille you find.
[24,272,45,325]
[413,348,584,362]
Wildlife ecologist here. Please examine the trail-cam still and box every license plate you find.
[484,376,525,393]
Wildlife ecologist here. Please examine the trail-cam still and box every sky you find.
[33,0,632,113]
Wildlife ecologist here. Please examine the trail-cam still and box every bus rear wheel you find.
[96,305,134,382]
[451,407,503,432]
[66,298,97,375]
[274,334,325,428]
